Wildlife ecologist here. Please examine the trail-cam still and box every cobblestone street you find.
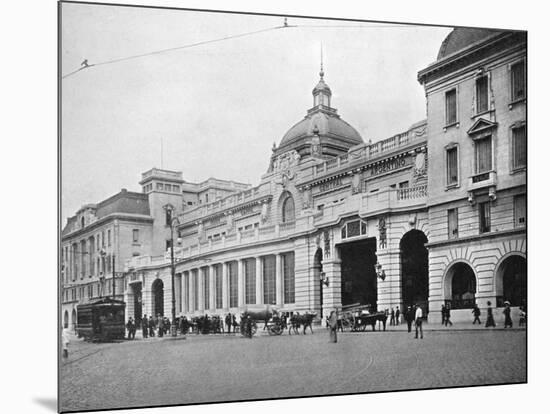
[60,326,526,412]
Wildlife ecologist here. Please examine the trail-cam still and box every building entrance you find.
[339,238,378,310]
[400,230,429,313]
[152,279,164,317]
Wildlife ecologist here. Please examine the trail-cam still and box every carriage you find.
[240,306,285,337]
[340,304,387,332]
[76,298,126,341]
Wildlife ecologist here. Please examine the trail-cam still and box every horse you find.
[289,312,317,335]
[353,312,387,332]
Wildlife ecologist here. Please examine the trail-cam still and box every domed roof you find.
[280,110,362,148]
[437,28,505,60]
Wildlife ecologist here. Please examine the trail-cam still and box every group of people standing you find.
[130,314,172,339]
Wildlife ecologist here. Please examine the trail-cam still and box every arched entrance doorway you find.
[71,309,77,331]
[313,248,324,317]
[152,279,164,317]
[400,230,429,312]
[64,310,69,329]
[445,262,476,309]
[497,255,526,307]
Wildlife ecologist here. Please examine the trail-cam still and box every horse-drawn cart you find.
[341,304,387,332]
[240,306,285,337]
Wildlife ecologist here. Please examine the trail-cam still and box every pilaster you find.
[208,265,215,312]
[376,248,402,312]
[255,257,263,305]
[238,259,245,307]
[275,253,283,306]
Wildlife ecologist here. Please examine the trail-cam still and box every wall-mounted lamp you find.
[467,191,476,206]
[375,261,386,281]
[488,187,497,202]
[320,272,329,287]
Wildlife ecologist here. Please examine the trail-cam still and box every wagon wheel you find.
[268,324,283,336]
[251,321,257,336]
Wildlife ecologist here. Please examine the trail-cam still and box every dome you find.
[437,28,505,60]
[273,67,364,160]
[280,110,362,148]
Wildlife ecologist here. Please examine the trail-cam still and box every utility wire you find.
[61,21,412,79]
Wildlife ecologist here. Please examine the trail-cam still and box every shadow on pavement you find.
[33,397,57,412]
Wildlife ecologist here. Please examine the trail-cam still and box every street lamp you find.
[375,261,386,281]
[164,203,182,337]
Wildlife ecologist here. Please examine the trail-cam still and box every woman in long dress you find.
[329,311,338,343]
[485,301,496,327]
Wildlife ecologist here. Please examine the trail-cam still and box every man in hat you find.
[414,304,423,339]
[142,314,148,338]
[503,302,513,328]
[405,306,414,332]
[395,306,400,326]
[472,304,482,324]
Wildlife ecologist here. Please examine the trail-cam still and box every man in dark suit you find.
[142,314,148,338]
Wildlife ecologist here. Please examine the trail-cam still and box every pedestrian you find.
[444,305,453,327]
[166,317,171,335]
[485,301,496,327]
[329,310,338,343]
[337,311,344,332]
[62,326,70,359]
[142,314,148,338]
[405,306,414,332]
[503,301,513,328]
[231,313,237,333]
[157,314,164,337]
[414,304,423,339]
[441,304,446,325]
[149,315,155,337]
[126,317,134,339]
[390,308,395,326]
[519,306,526,327]
[395,306,400,325]
[472,304,481,324]
[225,313,232,334]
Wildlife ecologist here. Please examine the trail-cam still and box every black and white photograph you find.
[56,1,530,412]
[2,0,537,412]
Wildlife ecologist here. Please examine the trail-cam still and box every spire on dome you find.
[312,47,332,108]
[320,44,324,79]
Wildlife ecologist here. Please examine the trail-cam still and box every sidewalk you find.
[366,320,526,332]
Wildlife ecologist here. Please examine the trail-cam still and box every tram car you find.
[76,298,126,341]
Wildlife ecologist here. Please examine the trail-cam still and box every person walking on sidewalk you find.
[414,304,423,339]
[225,313,232,334]
[149,315,156,337]
[444,304,453,327]
[405,306,414,332]
[503,301,513,328]
[157,314,164,337]
[485,301,496,327]
[126,317,135,340]
[329,310,338,343]
[441,304,446,325]
[142,314,148,338]
[62,326,70,359]
[390,308,395,326]
[472,304,482,324]
[395,306,400,325]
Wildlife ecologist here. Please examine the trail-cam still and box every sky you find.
[61,2,451,224]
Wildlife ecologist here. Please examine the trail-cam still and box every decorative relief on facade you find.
[273,150,300,172]
[260,202,269,223]
[367,157,408,177]
[323,230,331,259]
[412,151,427,181]
[351,171,362,194]
[378,217,387,249]
[302,186,312,209]
[311,134,321,157]
[225,212,234,231]
[412,124,427,137]
[408,214,417,230]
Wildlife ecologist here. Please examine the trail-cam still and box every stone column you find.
[198,268,205,312]
[376,249,402,313]
[255,257,263,305]
[275,253,283,306]
[222,262,228,310]
[237,259,245,307]
[209,265,215,312]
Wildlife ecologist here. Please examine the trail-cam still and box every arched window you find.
[282,195,295,223]
[446,262,476,309]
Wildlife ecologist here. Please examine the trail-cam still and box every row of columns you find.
[179,254,289,314]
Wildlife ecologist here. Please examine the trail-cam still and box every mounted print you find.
[59,1,527,412]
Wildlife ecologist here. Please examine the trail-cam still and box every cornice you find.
[62,213,153,241]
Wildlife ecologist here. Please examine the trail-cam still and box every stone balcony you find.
[467,170,497,192]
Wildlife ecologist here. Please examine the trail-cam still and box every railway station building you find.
[62,27,527,328]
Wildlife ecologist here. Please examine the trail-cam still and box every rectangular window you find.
[193,270,199,311]
[263,256,276,305]
[514,194,526,227]
[448,208,459,239]
[446,146,458,186]
[512,125,527,170]
[156,183,164,191]
[476,76,489,113]
[479,202,491,233]
[245,258,256,305]
[215,265,223,309]
[203,268,210,310]
[282,252,295,304]
[475,136,492,174]
[228,262,238,308]
[132,229,139,243]
[445,88,457,125]
[165,208,172,226]
[511,61,526,101]
[398,181,409,189]
[102,231,105,247]
[107,230,111,246]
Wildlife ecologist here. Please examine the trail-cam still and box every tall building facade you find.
[418,29,527,322]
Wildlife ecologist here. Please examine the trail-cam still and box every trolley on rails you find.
[76,298,126,341]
